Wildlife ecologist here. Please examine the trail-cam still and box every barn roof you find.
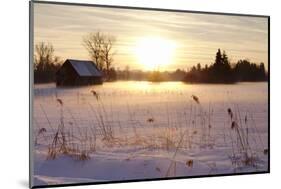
[67,59,102,77]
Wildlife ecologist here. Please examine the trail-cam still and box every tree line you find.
[183,49,267,83]
[34,42,62,83]
[34,32,267,84]
[115,68,186,81]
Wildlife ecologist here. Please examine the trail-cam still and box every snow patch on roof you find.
[67,59,102,77]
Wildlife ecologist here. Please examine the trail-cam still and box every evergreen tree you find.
[222,51,229,65]
[259,63,266,79]
[197,63,201,71]
[215,49,222,65]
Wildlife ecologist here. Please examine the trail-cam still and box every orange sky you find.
[34,3,268,71]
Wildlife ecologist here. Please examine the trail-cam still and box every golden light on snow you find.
[134,37,177,70]
[113,81,188,92]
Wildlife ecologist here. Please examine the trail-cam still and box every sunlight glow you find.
[135,37,176,70]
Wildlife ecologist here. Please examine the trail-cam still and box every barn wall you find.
[56,61,78,86]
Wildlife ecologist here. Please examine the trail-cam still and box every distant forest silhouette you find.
[183,49,267,83]
[34,41,267,84]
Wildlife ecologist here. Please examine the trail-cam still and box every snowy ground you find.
[32,81,268,186]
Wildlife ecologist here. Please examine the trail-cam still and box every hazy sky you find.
[34,3,268,71]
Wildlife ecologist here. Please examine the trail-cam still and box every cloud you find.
[34,3,268,70]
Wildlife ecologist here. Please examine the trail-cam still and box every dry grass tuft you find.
[226,107,264,168]
[227,108,233,119]
[231,121,238,130]
[191,95,200,104]
[90,90,99,100]
[147,118,154,123]
[56,98,63,106]
[36,89,267,173]
[186,159,194,168]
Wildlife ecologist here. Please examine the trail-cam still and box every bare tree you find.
[34,42,62,83]
[34,42,62,71]
[83,32,104,70]
[83,32,116,78]
[103,35,116,76]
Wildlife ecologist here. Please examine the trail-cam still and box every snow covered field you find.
[31,81,268,186]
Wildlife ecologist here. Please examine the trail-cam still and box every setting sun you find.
[135,37,176,70]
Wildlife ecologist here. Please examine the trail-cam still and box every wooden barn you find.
[56,59,103,86]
